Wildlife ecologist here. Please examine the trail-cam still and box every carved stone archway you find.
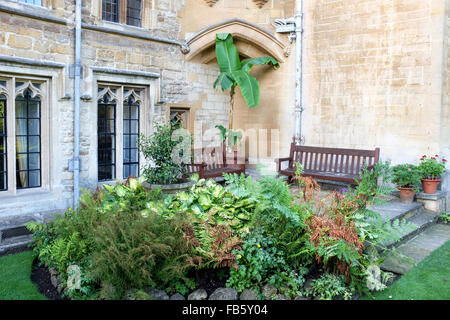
[184,18,289,63]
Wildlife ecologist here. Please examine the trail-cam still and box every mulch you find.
[30,257,64,300]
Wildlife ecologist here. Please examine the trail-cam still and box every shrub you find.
[91,210,201,297]
[306,192,364,283]
[353,161,394,209]
[138,122,187,184]
[193,217,242,269]
[226,231,306,298]
[27,178,166,299]
[223,174,310,297]
[306,273,353,300]
[293,162,415,294]
[165,176,257,269]
[418,155,447,179]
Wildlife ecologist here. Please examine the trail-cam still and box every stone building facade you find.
[0,0,449,224]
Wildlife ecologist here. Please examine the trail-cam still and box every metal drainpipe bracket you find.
[69,64,83,79]
[69,157,81,172]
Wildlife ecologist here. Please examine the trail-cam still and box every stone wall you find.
[302,0,448,166]
[441,0,450,199]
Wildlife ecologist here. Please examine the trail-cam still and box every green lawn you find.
[364,240,450,300]
[0,250,46,300]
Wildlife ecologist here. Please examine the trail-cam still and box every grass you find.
[0,250,46,300]
[364,239,450,300]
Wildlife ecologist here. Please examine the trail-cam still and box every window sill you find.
[0,187,51,200]
[0,0,68,25]
[99,20,146,33]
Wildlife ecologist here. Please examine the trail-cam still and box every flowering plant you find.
[391,164,421,189]
[418,155,446,179]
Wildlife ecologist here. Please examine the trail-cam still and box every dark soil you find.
[30,258,64,300]
[187,268,230,296]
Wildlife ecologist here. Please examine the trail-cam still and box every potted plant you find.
[418,155,447,194]
[391,164,421,203]
[138,122,194,194]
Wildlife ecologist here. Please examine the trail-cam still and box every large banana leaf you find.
[213,72,234,91]
[241,56,280,72]
[215,33,241,73]
[231,70,260,108]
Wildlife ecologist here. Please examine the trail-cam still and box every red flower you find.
[443,159,447,162]
[435,155,439,158]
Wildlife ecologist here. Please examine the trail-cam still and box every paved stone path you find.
[381,224,450,274]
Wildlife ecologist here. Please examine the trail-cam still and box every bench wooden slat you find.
[333,153,338,173]
[356,156,361,175]
[318,152,323,171]
[344,154,349,174]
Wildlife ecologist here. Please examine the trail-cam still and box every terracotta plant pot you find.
[397,187,415,204]
[421,178,441,194]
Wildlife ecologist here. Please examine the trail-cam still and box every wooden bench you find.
[185,144,245,179]
[275,144,380,185]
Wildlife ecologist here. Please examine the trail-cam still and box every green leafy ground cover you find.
[0,250,46,300]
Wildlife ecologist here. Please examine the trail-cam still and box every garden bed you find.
[24,163,413,300]
[31,258,63,300]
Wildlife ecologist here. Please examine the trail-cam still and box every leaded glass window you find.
[97,89,116,181]
[126,0,142,27]
[15,88,41,189]
[102,0,119,23]
[0,77,47,192]
[123,91,140,178]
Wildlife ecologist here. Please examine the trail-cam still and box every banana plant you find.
[213,33,280,129]
[215,124,243,148]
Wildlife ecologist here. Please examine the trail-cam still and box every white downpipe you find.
[73,0,81,208]
[293,0,304,145]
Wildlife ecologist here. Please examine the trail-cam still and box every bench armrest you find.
[274,157,292,172]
